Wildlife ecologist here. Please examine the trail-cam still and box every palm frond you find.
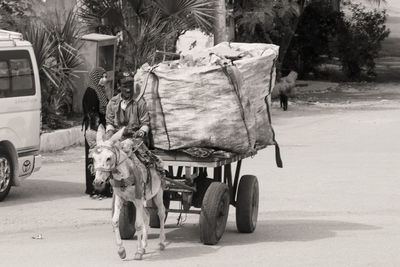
[152,0,214,31]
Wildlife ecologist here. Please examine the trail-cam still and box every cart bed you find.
[153,148,263,168]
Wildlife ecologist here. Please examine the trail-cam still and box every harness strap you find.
[110,178,135,188]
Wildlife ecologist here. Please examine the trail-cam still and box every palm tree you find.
[214,0,227,44]
[23,10,83,127]
[78,0,214,71]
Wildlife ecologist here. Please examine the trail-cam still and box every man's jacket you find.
[105,93,150,134]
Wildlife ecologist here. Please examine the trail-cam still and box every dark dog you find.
[279,93,289,111]
[274,71,298,111]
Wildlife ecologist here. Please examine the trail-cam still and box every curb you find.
[40,126,85,153]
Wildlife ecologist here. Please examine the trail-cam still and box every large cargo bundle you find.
[135,42,280,155]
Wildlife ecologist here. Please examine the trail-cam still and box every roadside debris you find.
[31,234,43,240]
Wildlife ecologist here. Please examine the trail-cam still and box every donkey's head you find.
[91,125,125,191]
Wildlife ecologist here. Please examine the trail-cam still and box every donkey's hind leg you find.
[153,189,166,250]
[112,194,126,259]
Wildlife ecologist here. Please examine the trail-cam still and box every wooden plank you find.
[154,149,258,167]
[168,209,201,214]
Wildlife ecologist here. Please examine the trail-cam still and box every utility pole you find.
[214,0,227,45]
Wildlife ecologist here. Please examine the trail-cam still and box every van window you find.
[0,50,35,98]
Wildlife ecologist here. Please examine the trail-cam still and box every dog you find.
[274,71,298,111]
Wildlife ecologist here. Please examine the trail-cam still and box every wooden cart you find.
[116,50,272,244]
[118,148,262,245]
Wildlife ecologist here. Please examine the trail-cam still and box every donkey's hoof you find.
[118,247,126,259]
[159,242,166,251]
[134,252,143,260]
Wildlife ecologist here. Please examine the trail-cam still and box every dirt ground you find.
[0,82,399,267]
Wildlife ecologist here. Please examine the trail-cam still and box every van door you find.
[0,48,41,161]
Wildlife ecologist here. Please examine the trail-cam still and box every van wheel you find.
[0,151,12,202]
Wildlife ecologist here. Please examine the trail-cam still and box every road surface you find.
[1,83,400,267]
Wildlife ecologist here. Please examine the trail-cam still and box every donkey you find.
[91,125,166,260]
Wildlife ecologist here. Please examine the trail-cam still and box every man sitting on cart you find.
[105,71,166,196]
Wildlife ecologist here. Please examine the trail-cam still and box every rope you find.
[264,59,283,168]
[221,65,253,151]
[136,66,171,150]
[151,72,171,150]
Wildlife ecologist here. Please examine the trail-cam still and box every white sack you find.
[135,42,279,153]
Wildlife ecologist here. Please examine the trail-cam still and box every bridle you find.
[93,144,128,174]
[93,140,144,174]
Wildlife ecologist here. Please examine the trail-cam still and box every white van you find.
[0,29,41,201]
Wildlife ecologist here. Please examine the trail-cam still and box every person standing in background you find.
[82,67,112,199]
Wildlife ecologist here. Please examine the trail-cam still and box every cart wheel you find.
[199,182,230,245]
[236,175,259,233]
[112,196,136,239]
[146,193,170,228]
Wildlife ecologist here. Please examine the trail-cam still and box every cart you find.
[116,49,278,244]
[117,147,263,245]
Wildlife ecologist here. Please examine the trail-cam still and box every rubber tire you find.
[112,196,136,240]
[235,175,259,233]
[146,195,170,228]
[199,182,230,245]
[0,151,12,202]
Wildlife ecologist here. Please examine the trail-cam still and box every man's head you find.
[119,73,134,100]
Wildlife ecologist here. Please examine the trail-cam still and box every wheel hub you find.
[0,157,11,193]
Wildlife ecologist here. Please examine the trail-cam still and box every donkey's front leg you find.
[133,200,146,260]
[112,194,126,259]
[153,189,166,250]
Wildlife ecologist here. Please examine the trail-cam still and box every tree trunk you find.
[226,1,235,41]
[214,0,227,45]
[331,0,340,12]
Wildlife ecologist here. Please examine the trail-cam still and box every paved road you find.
[1,94,400,267]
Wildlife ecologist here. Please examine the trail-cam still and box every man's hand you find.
[122,127,134,138]
[134,130,146,138]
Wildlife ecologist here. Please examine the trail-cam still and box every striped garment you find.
[88,67,109,114]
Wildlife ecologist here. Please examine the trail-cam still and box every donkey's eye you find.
[106,157,111,162]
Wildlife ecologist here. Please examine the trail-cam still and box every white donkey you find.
[91,125,166,260]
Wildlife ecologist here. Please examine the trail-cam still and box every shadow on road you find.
[143,219,379,261]
[224,219,380,243]
[0,179,84,207]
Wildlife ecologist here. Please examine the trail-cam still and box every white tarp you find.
[135,42,279,154]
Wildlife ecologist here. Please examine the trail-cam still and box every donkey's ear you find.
[96,124,106,145]
[109,127,125,144]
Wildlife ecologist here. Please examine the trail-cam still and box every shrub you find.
[336,3,390,79]
[23,10,82,129]
[233,0,302,74]
[0,0,32,31]
[283,0,342,77]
